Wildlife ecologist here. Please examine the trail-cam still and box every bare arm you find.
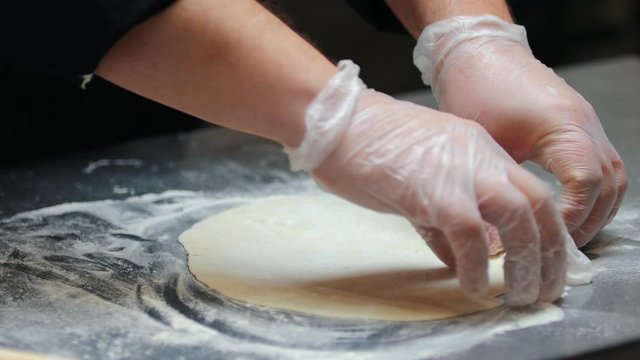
[96,0,336,148]
[97,0,571,304]
[385,0,513,38]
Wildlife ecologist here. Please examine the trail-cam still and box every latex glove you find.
[285,60,567,305]
[413,15,628,248]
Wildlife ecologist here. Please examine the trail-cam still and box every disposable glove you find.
[285,60,567,306]
[413,15,628,247]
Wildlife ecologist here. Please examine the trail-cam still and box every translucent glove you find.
[413,15,628,247]
[285,60,567,305]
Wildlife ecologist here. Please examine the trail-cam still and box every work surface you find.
[1,56,639,360]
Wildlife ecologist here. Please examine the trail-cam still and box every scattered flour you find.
[83,159,145,175]
[0,184,616,360]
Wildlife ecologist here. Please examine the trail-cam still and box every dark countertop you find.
[0,56,639,360]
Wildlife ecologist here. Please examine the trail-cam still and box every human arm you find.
[96,0,336,147]
[386,0,628,247]
[385,0,512,37]
[96,0,567,304]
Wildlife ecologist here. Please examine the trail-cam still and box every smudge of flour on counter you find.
[492,304,564,334]
[83,159,145,174]
[112,185,134,195]
[1,184,570,360]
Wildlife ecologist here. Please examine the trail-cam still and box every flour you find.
[602,201,640,241]
[0,184,601,360]
[83,159,145,174]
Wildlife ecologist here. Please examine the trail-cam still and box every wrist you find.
[413,15,530,88]
[284,60,365,172]
[386,0,513,38]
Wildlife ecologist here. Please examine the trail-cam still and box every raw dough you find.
[0,349,58,360]
[179,195,505,321]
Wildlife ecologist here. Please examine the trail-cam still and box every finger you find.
[417,224,501,269]
[606,155,629,225]
[535,136,602,233]
[570,162,618,247]
[436,196,490,298]
[508,167,566,303]
[477,178,541,306]
[416,226,456,268]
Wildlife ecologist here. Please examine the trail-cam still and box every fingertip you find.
[505,286,540,307]
[560,200,592,233]
[538,231,568,302]
[458,260,489,300]
[570,227,591,248]
[538,263,567,303]
[538,284,565,304]
[504,254,541,307]
[606,157,629,225]
[436,203,491,298]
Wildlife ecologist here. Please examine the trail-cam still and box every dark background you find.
[1,0,638,166]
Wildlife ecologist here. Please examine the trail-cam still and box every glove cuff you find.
[413,15,530,86]
[284,60,365,172]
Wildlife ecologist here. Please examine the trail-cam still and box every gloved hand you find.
[285,60,567,306]
[413,15,628,248]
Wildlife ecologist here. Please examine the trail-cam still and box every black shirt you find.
[1,1,399,87]
[1,0,175,86]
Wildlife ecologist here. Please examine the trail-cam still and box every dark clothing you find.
[0,1,398,87]
[0,1,403,165]
[344,0,408,34]
[1,0,174,86]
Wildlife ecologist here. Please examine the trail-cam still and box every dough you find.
[179,195,505,321]
[0,349,57,360]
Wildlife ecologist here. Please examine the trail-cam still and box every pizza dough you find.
[0,349,57,360]
[179,195,505,321]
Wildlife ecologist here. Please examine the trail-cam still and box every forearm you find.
[96,0,336,147]
[385,0,513,38]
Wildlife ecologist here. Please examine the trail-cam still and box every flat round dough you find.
[179,195,504,321]
[0,349,57,360]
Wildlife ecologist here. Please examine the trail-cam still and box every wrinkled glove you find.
[413,15,628,247]
[285,60,567,306]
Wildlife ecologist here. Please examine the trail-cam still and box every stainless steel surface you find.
[1,56,639,359]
